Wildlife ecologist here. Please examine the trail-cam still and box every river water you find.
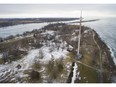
[0,18,116,65]
[0,23,48,38]
[0,20,78,38]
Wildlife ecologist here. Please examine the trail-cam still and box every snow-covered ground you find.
[0,33,69,82]
[71,62,82,83]
[41,30,55,36]
[71,63,78,83]
[40,46,68,62]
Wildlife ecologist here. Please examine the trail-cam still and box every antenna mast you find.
[77,11,82,55]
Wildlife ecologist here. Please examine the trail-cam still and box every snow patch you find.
[84,30,89,34]
[41,30,55,35]
[21,49,39,70]
[69,45,73,49]
[71,36,77,41]
[40,46,68,62]
[71,63,78,83]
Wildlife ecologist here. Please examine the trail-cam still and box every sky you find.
[0,4,116,18]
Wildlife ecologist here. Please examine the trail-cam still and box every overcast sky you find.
[0,4,116,18]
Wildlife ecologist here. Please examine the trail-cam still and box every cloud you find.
[0,4,116,18]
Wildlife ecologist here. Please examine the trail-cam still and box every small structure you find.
[75,53,82,59]
[67,45,74,52]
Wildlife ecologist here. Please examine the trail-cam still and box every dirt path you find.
[91,30,103,82]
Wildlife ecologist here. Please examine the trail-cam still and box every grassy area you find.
[81,54,92,65]
[75,47,99,83]
[46,58,65,80]
[67,52,75,61]
[77,62,98,83]
[68,51,99,83]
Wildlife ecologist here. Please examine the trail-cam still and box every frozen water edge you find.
[108,45,116,65]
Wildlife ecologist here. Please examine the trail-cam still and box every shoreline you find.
[93,29,116,82]
[93,29,116,66]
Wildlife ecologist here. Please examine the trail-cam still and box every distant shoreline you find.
[0,18,78,28]
[69,19,100,23]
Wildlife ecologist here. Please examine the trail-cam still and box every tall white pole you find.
[77,11,82,55]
